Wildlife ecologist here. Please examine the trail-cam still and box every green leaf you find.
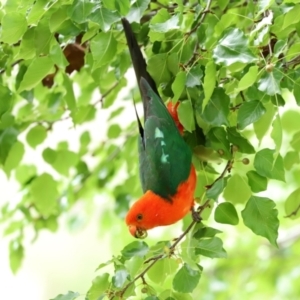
[68,0,94,24]
[206,178,227,201]
[293,78,300,106]
[177,100,195,132]
[186,65,203,88]
[271,114,282,152]
[15,164,37,185]
[112,269,129,288]
[290,131,300,151]
[18,57,54,92]
[0,127,18,165]
[246,170,268,193]
[150,15,179,32]
[203,61,216,109]
[50,291,80,300]
[214,202,239,225]
[241,196,279,246]
[1,12,27,44]
[9,240,24,274]
[227,127,255,154]
[4,141,25,176]
[126,0,151,23]
[148,258,178,284]
[34,20,53,55]
[63,74,77,112]
[107,124,122,139]
[213,28,256,65]
[223,174,252,204]
[121,241,149,260]
[91,32,117,69]
[172,71,186,101]
[89,7,119,32]
[254,148,285,181]
[237,100,266,130]
[202,88,230,126]
[148,53,171,84]
[284,151,300,170]
[71,105,96,124]
[50,41,69,69]
[193,227,222,239]
[285,188,300,219]
[283,4,300,29]
[16,27,35,60]
[125,256,144,278]
[206,127,231,159]
[0,85,13,116]
[49,8,68,33]
[194,237,227,258]
[236,66,258,92]
[30,173,59,216]
[47,149,79,176]
[173,264,202,293]
[87,274,110,300]
[253,101,275,142]
[257,69,283,96]
[26,125,47,148]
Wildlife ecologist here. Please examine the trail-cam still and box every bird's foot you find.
[191,206,202,222]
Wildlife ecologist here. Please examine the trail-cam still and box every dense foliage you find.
[1,0,300,299]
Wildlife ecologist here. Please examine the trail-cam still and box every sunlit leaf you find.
[50,291,80,300]
[214,202,239,225]
[285,188,300,220]
[257,69,283,96]
[237,100,266,129]
[173,264,202,293]
[246,170,268,193]
[202,88,230,126]
[1,12,27,44]
[194,237,227,258]
[254,148,285,182]
[178,100,195,132]
[223,174,252,204]
[213,28,256,65]
[121,241,149,259]
[242,196,279,246]
[91,32,117,69]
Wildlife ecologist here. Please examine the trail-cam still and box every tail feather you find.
[121,18,160,114]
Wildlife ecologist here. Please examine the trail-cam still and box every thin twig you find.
[186,0,213,37]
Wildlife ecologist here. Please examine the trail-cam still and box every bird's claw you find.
[191,206,202,222]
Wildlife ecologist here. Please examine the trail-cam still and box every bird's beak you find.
[129,225,148,239]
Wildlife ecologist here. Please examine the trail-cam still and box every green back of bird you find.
[138,78,192,199]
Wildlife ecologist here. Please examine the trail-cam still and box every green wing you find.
[138,78,192,199]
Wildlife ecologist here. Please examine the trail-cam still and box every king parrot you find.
[122,18,197,239]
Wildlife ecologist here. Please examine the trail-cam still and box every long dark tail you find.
[121,18,159,100]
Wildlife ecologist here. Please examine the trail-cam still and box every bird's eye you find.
[137,213,143,221]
